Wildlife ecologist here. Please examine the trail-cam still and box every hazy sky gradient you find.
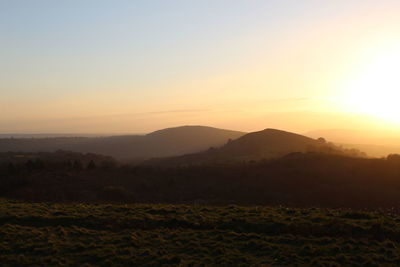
[1,0,400,133]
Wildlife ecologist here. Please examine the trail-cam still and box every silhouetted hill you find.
[0,126,245,161]
[147,128,366,165]
[219,128,319,157]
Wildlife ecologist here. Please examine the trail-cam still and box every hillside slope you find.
[0,126,245,161]
[219,128,321,158]
[306,129,400,157]
[148,128,352,165]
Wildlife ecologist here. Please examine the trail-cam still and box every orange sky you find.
[1,1,400,136]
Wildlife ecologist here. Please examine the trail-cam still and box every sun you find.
[341,46,400,124]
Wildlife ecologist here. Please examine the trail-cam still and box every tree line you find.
[1,151,400,209]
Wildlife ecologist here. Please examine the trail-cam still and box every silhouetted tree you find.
[34,159,45,170]
[87,160,96,170]
[73,160,83,171]
[387,154,400,161]
[7,163,16,174]
[100,160,117,170]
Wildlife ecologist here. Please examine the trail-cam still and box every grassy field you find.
[1,200,400,266]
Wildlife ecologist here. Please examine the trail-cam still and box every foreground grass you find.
[1,200,400,266]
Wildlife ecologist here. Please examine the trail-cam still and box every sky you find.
[1,0,400,134]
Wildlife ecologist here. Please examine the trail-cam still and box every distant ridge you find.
[0,126,245,161]
[0,134,108,139]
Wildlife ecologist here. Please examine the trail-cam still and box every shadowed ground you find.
[1,200,400,266]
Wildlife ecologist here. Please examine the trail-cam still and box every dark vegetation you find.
[1,150,400,209]
[2,200,400,266]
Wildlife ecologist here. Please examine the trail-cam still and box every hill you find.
[218,128,323,158]
[148,128,365,165]
[0,126,245,161]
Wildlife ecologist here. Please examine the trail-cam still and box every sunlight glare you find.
[341,46,400,124]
